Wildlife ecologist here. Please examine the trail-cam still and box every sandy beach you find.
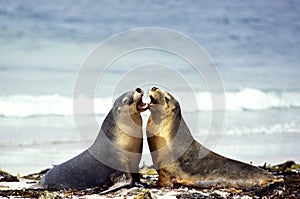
[1,161,299,198]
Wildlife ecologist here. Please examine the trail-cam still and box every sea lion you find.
[146,86,279,189]
[41,88,148,190]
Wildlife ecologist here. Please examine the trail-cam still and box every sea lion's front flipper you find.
[99,172,144,195]
[100,173,131,195]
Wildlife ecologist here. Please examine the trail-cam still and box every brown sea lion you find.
[41,88,148,190]
[146,86,280,189]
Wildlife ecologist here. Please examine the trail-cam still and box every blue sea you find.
[0,0,300,175]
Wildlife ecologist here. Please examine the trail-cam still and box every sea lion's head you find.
[113,88,148,115]
[148,87,180,118]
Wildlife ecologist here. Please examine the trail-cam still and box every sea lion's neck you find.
[117,112,142,135]
[148,110,182,138]
[148,110,163,124]
[114,112,143,153]
[92,110,142,153]
[95,110,142,140]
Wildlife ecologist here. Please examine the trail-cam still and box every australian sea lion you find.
[41,88,148,190]
[146,86,279,189]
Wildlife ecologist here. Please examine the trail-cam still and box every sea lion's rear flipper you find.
[260,177,284,187]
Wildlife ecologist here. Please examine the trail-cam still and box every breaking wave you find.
[197,87,300,111]
[0,88,300,117]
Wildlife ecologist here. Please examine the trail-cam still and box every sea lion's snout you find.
[148,87,163,109]
[134,88,148,112]
[148,87,180,115]
[135,87,142,93]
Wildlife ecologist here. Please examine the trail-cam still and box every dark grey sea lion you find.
[146,87,281,189]
[41,88,148,190]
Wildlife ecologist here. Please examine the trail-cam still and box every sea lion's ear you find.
[172,104,177,111]
[117,106,121,114]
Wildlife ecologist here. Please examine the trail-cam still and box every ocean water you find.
[0,0,300,175]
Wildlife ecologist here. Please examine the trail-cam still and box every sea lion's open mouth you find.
[137,97,148,112]
[150,95,158,104]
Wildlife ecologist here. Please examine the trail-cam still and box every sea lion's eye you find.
[122,98,128,104]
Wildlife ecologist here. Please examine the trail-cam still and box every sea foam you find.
[197,87,300,111]
[0,87,300,118]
